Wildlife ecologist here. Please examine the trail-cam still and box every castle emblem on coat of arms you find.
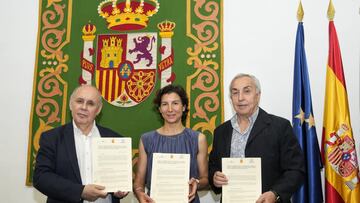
[79,0,176,107]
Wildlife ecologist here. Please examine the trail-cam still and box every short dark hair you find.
[153,84,189,122]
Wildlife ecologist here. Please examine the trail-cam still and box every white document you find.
[92,137,132,192]
[150,153,190,203]
[222,157,262,203]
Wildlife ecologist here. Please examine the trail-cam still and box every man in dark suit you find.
[209,73,305,203]
[33,85,128,203]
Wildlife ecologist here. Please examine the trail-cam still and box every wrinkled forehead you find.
[231,76,256,90]
[71,86,101,103]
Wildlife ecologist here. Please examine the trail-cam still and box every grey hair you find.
[229,73,261,94]
[69,85,103,106]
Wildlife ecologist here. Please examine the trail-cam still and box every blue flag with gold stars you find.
[292,22,323,203]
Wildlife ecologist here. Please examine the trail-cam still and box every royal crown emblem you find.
[82,23,96,41]
[98,0,160,31]
[157,20,176,38]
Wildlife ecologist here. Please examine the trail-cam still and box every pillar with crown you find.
[80,23,96,85]
[157,20,176,88]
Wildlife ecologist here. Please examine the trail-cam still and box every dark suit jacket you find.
[209,108,305,203]
[33,122,123,203]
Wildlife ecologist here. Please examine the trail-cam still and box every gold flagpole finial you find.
[327,0,335,21]
[297,1,304,22]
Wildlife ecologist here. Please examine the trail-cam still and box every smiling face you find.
[69,85,102,129]
[230,76,260,118]
[159,92,186,125]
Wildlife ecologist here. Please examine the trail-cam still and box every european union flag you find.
[292,22,323,203]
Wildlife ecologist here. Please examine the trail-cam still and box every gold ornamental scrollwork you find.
[35,0,70,144]
[186,0,222,146]
[26,0,72,185]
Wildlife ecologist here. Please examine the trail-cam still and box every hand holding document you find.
[150,153,190,203]
[222,158,262,203]
[92,137,132,192]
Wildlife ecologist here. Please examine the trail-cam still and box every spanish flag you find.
[322,1,360,203]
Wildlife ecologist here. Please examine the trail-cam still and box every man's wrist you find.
[134,187,144,193]
[270,190,281,203]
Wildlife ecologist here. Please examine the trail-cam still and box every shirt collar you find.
[230,107,259,133]
[72,120,97,137]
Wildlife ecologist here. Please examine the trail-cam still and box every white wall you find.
[0,1,359,202]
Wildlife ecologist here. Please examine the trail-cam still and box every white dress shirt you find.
[73,120,112,203]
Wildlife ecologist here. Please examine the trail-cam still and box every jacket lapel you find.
[246,108,271,146]
[97,125,105,137]
[63,123,82,183]
[224,121,233,157]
